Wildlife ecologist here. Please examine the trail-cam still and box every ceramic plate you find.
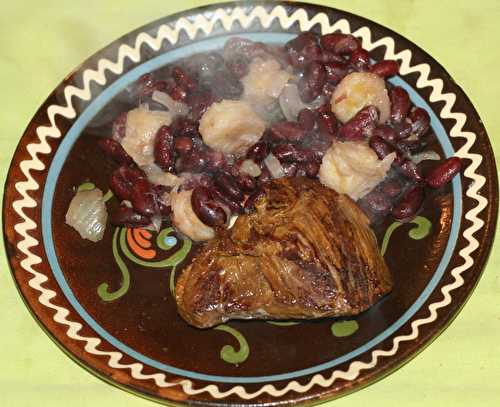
[3,1,498,406]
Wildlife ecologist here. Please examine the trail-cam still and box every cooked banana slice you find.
[199,99,265,156]
[319,141,395,200]
[242,57,293,106]
[121,105,172,166]
[171,189,215,241]
[331,72,390,124]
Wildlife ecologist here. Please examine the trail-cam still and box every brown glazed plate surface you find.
[3,1,498,406]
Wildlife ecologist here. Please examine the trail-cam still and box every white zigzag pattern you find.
[11,5,487,400]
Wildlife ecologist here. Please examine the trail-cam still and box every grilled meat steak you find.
[175,177,392,328]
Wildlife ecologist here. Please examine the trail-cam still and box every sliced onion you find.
[410,150,441,164]
[228,214,239,229]
[279,83,325,121]
[239,159,262,177]
[141,163,181,187]
[65,188,107,242]
[170,189,215,241]
[148,214,163,233]
[152,90,189,117]
[264,153,285,179]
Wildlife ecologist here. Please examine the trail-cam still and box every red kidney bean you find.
[298,62,326,102]
[391,185,424,221]
[110,166,146,201]
[154,125,175,171]
[396,139,425,154]
[373,125,398,143]
[130,177,159,217]
[205,149,227,171]
[175,150,208,173]
[390,87,411,123]
[322,82,337,99]
[324,61,349,84]
[285,32,322,68]
[245,141,268,164]
[187,89,216,120]
[298,108,316,131]
[171,117,200,139]
[174,136,193,155]
[258,167,272,184]
[370,60,399,77]
[172,66,197,92]
[166,80,188,102]
[308,139,331,162]
[369,136,396,159]
[225,57,249,78]
[110,206,151,227]
[181,173,213,191]
[236,173,257,192]
[426,157,461,188]
[272,144,311,163]
[210,185,244,214]
[305,161,320,178]
[364,191,391,213]
[137,73,167,97]
[349,48,370,71]
[321,50,345,64]
[380,179,402,198]
[111,112,127,141]
[98,138,133,165]
[110,172,132,201]
[338,105,379,140]
[268,121,305,143]
[320,33,360,55]
[244,188,265,212]
[398,159,423,182]
[409,107,431,138]
[316,105,338,139]
[191,186,227,227]
[282,162,298,177]
[393,121,413,139]
[214,172,244,201]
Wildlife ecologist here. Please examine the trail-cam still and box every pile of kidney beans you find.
[97,32,461,230]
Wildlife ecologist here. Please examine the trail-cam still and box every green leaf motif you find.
[97,228,130,301]
[266,321,300,326]
[98,227,192,302]
[77,182,96,192]
[214,325,250,365]
[380,215,432,256]
[331,320,359,337]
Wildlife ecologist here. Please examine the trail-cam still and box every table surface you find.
[1,1,499,406]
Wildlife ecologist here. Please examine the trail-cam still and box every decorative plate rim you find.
[4,1,498,404]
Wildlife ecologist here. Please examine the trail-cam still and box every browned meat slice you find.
[175,177,392,328]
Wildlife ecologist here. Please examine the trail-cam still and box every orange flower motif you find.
[126,228,156,259]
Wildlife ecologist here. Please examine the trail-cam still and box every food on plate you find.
[242,57,293,108]
[319,141,395,200]
[120,105,172,166]
[175,177,392,328]
[64,31,462,324]
[199,99,265,155]
[65,188,108,242]
[68,32,462,241]
[331,72,391,124]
